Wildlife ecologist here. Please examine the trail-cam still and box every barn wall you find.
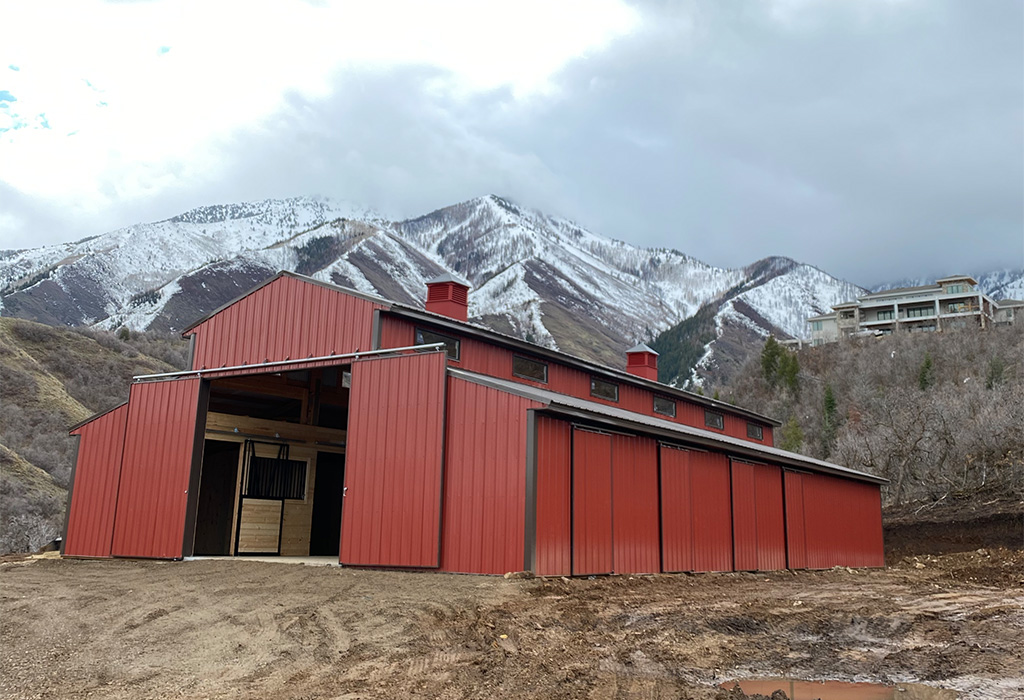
[377,315,773,444]
[611,433,661,574]
[111,378,205,559]
[799,473,885,569]
[64,404,130,558]
[534,416,572,576]
[689,451,733,572]
[340,351,447,568]
[189,275,384,371]
[440,377,542,575]
[572,428,614,575]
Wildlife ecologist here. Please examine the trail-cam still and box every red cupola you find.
[626,343,659,381]
[425,273,470,322]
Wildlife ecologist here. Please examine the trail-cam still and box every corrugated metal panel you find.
[440,376,542,574]
[732,460,787,571]
[111,378,203,559]
[802,473,885,569]
[753,463,786,570]
[340,351,447,568]
[660,445,694,572]
[611,433,660,574]
[64,404,129,557]
[731,461,758,571]
[690,451,733,572]
[534,416,572,576]
[784,471,808,569]
[572,428,614,575]
[189,274,384,371]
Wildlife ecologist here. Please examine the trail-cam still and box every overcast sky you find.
[1,0,1021,287]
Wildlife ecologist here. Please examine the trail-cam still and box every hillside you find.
[719,325,1024,505]
[0,318,187,551]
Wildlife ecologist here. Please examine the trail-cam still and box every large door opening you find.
[310,451,345,556]
[193,440,241,555]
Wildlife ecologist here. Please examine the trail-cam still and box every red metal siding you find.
[731,460,786,572]
[753,463,786,570]
[731,461,758,571]
[534,416,572,576]
[784,471,808,569]
[690,451,733,572]
[440,377,542,574]
[611,433,660,574]
[801,473,884,569]
[189,275,384,371]
[64,405,129,558]
[111,378,203,559]
[340,351,447,568]
[378,315,771,445]
[660,445,694,572]
[572,428,614,575]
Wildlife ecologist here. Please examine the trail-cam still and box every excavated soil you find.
[2,503,1022,699]
[1,550,1020,699]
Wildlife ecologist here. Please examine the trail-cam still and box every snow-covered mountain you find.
[0,194,859,376]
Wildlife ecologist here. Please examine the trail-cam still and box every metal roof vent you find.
[626,343,659,381]
[425,273,470,322]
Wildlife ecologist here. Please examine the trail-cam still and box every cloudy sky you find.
[1,0,1020,286]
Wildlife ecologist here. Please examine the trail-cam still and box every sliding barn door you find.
[340,351,447,567]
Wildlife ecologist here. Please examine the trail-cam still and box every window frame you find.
[704,410,724,430]
[876,310,895,321]
[653,395,676,418]
[414,327,460,361]
[746,422,763,440]
[590,376,619,402]
[512,355,548,384]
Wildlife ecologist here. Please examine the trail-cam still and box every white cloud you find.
[0,0,639,247]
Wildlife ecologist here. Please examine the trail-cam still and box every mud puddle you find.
[725,677,958,699]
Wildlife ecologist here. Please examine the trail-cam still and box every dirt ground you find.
[2,506,1022,699]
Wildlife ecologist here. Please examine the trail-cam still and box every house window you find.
[415,328,460,360]
[947,302,967,314]
[907,307,933,318]
[512,355,547,383]
[590,377,619,402]
[946,284,968,294]
[810,320,823,331]
[705,410,724,430]
[876,310,895,321]
[653,395,676,417]
[746,423,763,440]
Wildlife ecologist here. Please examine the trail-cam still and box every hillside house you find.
[807,275,1021,345]
[63,271,885,575]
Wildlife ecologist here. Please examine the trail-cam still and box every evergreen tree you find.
[779,416,804,452]
[779,351,800,395]
[821,383,838,458]
[761,336,783,387]
[918,352,935,390]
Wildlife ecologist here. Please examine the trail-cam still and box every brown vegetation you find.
[720,326,1024,505]
[0,318,187,552]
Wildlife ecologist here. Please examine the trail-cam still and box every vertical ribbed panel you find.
[111,378,202,559]
[189,275,384,371]
[753,463,786,570]
[572,428,614,575]
[611,433,660,574]
[440,377,542,574]
[64,405,129,557]
[802,473,884,568]
[534,416,572,576]
[690,451,733,572]
[731,461,758,571]
[340,351,446,568]
[660,445,694,572]
[784,471,808,569]
[732,460,787,572]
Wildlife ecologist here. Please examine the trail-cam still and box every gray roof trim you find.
[181,270,394,336]
[68,400,129,433]
[627,343,658,355]
[426,272,470,286]
[390,304,780,426]
[448,368,886,485]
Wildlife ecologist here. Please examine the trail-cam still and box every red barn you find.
[63,271,885,574]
